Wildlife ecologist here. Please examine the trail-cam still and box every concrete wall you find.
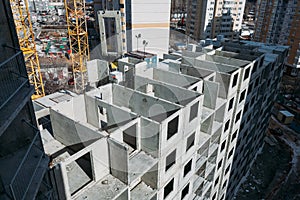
[86,84,113,104]
[56,138,110,199]
[163,54,181,60]
[135,62,154,79]
[140,118,160,158]
[50,109,102,147]
[141,164,158,189]
[109,118,140,149]
[203,80,219,109]
[85,94,137,131]
[153,69,200,89]
[134,76,200,106]
[52,95,87,122]
[112,85,180,122]
[87,59,109,84]
[215,73,231,99]
[108,138,129,184]
[168,61,181,73]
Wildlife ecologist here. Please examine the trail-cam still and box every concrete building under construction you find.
[0,1,290,199]
[29,40,288,200]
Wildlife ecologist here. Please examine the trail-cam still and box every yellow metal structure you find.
[10,0,45,99]
[64,0,90,93]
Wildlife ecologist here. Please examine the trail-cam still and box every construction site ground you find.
[235,116,300,200]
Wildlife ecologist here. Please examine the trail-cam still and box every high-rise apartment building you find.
[254,0,300,68]
[0,0,49,199]
[95,0,171,57]
[32,41,288,200]
[186,0,246,40]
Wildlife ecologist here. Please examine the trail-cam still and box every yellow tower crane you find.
[64,0,90,93]
[10,0,45,99]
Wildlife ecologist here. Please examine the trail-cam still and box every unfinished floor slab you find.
[73,174,127,200]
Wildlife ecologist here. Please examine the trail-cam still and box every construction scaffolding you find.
[64,0,90,93]
[10,0,45,99]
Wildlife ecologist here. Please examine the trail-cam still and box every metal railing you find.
[0,51,30,110]
[8,131,44,200]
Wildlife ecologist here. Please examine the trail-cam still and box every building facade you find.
[221,42,288,200]
[33,41,288,200]
[0,0,49,199]
[254,0,300,68]
[186,0,246,40]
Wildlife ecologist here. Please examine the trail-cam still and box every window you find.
[214,176,219,186]
[239,89,246,103]
[189,102,199,122]
[212,193,217,200]
[231,130,237,142]
[244,67,250,80]
[164,178,174,199]
[228,148,234,159]
[217,159,223,169]
[220,194,225,200]
[224,120,230,132]
[181,183,189,199]
[166,150,176,171]
[228,97,234,111]
[235,111,241,123]
[221,140,226,152]
[67,152,93,195]
[167,116,179,140]
[99,106,104,114]
[225,165,230,175]
[184,159,192,177]
[186,133,195,151]
[222,180,227,189]
[232,73,238,87]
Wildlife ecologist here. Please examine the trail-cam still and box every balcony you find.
[0,131,49,200]
[0,51,33,135]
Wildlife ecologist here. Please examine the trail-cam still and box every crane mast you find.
[64,0,90,93]
[10,0,45,99]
